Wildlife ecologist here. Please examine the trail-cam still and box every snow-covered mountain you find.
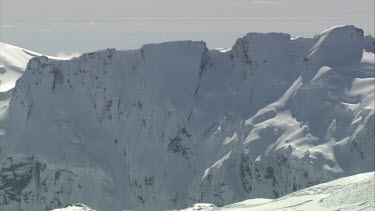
[0,43,74,211]
[0,42,36,93]
[0,42,68,129]
[0,25,374,211]
[0,42,65,92]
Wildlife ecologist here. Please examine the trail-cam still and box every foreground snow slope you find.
[180,171,375,211]
[52,203,95,211]
[0,25,374,211]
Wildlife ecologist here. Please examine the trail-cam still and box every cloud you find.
[89,21,97,28]
[138,26,146,32]
[81,21,97,32]
[0,24,15,29]
[56,51,81,59]
[250,0,279,5]
[39,29,52,33]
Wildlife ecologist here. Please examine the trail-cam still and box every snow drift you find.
[180,171,375,211]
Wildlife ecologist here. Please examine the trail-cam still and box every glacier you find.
[0,25,374,211]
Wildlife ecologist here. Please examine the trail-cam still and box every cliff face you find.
[0,25,374,211]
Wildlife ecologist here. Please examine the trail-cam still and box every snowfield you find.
[179,171,375,211]
[0,25,374,211]
[52,203,95,211]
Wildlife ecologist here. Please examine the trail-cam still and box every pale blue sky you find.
[1,0,374,56]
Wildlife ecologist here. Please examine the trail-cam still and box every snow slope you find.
[0,43,46,155]
[52,203,96,211]
[0,42,36,92]
[0,42,65,92]
[0,25,374,211]
[0,42,68,126]
[180,171,375,211]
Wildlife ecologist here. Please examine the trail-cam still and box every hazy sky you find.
[1,0,374,56]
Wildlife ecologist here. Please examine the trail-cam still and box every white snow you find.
[0,42,64,92]
[52,203,96,211]
[179,171,375,211]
